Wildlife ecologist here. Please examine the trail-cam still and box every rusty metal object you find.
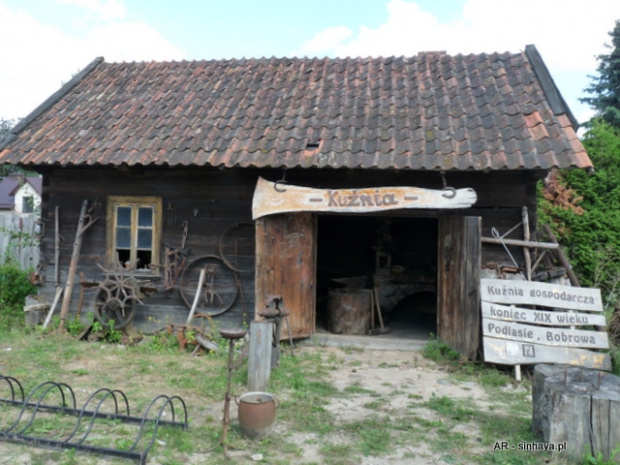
[162,245,188,290]
[219,328,247,458]
[179,255,239,316]
[219,222,255,274]
[94,265,143,329]
[157,222,191,290]
[220,328,247,340]
[165,313,221,354]
[259,295,294,362]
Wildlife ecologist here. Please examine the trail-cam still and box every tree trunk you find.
[532,364,620,463]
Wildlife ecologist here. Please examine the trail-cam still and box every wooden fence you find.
[0,212,40,270]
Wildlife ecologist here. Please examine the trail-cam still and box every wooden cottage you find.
[0,45,592,358]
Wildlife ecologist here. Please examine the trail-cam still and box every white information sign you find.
[481,301,607,327]
[480,278,609,370]
[480,278,603,312]
[483,338,611,370]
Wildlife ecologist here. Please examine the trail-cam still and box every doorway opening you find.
[316,215,438,338]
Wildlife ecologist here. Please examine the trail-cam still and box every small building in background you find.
[0,174,42,214]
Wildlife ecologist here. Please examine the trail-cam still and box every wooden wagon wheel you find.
[94,293,137,329]
[179,255,239,316]
[219,222,255,273]
[93,267,142,329]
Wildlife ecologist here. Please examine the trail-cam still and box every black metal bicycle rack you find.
[0,375,188,464]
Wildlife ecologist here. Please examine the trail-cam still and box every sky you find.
[1,0,620,127]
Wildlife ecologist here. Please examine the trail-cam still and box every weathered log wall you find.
[37,167,259,333]
[34,166,542,335]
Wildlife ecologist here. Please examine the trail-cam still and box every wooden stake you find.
[54,206,60,286]
[42,286,63,329]
[369,288,375,331]
[58,200,89,332]
[186,266,206,324]
[373,287,385,329]
[371,287,390,334]
[522,207,532,282]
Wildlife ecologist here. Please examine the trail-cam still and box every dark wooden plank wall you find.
[36,166,543,334]
[38,167,260,333]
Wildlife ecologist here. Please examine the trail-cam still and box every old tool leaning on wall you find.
[0,375,188,465]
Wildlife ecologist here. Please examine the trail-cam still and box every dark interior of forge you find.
[316,215,438,338]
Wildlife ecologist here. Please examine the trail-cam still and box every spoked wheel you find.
[179,255,239,316]
[219,222,255,273]
[93,288,137,329]
[93,268,142,329]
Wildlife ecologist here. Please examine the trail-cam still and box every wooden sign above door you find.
[251,177,477,219]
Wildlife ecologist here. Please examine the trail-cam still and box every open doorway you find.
[316,214,438,338]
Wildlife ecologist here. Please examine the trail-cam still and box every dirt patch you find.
[281,347,494,465]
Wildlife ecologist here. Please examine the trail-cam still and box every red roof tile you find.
[0,46,591,171]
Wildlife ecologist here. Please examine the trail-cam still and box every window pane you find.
[117,206,132,226]
[138,207,153,227]
[22,197,34,213]
[116,227,131,248]
[137,228,152,249]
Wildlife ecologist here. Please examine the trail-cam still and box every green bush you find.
[539,120,620,305]
[0,263,37,331]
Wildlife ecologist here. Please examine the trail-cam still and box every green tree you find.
[0,118,24,176]
[0,117,16,141]
[539,119,620,304]
[581,20,620,127]
[541,20,620,305]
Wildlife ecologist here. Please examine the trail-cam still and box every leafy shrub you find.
[0,263,37,330]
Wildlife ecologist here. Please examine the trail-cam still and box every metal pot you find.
[237,391,277,439]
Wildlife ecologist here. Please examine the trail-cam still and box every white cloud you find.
[299,0,620,73]
[296,26,353,57]
[87,21,186,62]
[0,2,185,121]
[55,0,126,21]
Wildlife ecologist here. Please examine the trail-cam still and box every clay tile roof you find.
[0,45,592,171]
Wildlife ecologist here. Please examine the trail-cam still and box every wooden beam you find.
[542,224,581,287]
[481,237,559,249]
